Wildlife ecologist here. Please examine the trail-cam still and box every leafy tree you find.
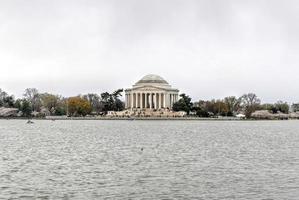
[100,92,112,112]
[275,101,289,114]
[55,105,66,115]
[112,89,125,111]
[261,101,289,114]
[20,99,32,117]
[39,93,67,115]
[240,93,261,118]
[213,100,229,116]
[55,98,67,116]
[67,97,92,116]
[172,93,193,114]
[0,89,7,107]
[40,93,59,114]
[292,103,299,112]
[3,96,15,107]
[14,99,22,110]
[0,89,15,108]
[115,98,125,111]
[193,106,210,117]
[261,103,278,113]
[100,89,124,113]
[194,100,210,117]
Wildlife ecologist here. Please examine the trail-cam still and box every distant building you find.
[125,74,179,110]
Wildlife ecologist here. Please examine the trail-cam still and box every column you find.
[173,94,175,107]
[165,93,168,108]
[167,93,170,108]
[149,93,152,109]
[135,93,138,108]
[143,93,146,108]
[127,94,130,108]
[153,93,157,109]
[135,93,137,108]
[159,93,163,109]
[128,94,129,108]
[162,93,164,108]
[137,93,139,108]
[158,93,161,109]
[137,93,140,108]
[143,93,145,109]
[145,93,147,109]
[130,93,133,109]
[134,93,137,108]
[156,93,160,109]
[163,93,166,108]
[140,93,143,109]
[158,93,160,109]
[131,92,135,108]
[125,94,127,108]
[152,93,154,109]
[140,93,142,108]
[130,94,132,108]
[139,93,141,108]
[132,93,135,109]
[156,93,158,109]
[171,94,174,108]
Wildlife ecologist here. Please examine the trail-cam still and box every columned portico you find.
[126,92,173,109]
[125,74,179,110]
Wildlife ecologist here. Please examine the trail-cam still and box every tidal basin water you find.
[0,120,299,199]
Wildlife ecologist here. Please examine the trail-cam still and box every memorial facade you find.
[125,74,179,110]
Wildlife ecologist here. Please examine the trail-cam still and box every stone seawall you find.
[43,116,242,120]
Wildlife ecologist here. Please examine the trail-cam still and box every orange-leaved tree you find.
[67,97,92,117]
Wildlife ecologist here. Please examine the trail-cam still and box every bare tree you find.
[224,96,241,116]
[24,88,41,111]
[83,93,101,113]
[240,93,261,118]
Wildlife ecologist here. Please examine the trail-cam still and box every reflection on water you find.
[0,120,299,199]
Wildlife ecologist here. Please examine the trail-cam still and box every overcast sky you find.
[0,0,298,103]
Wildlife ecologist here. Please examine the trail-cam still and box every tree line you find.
[0,88,124,117]
[1,88,298,118]
[173,93,295,118]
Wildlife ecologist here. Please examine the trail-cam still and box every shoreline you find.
[0,117,296,121]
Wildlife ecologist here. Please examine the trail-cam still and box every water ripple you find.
[0,120,299,199]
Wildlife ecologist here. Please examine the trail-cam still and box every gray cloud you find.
[0,0,298,103]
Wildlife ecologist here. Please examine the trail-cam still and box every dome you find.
[136,74,169,84]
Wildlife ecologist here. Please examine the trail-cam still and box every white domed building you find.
[125,74,179,110]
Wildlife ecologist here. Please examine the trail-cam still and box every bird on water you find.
[26,119,34,124]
